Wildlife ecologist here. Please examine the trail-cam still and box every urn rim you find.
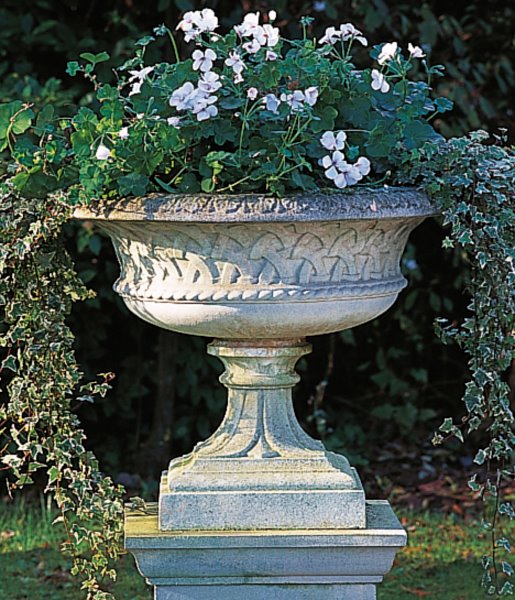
[73,186,436,224]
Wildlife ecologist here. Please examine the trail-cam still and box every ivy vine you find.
[0,191,124,599]
[401,131,515,595]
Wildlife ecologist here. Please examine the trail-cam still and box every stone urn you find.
[76,187,434,600]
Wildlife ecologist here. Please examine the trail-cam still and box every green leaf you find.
[66,61,81,76]
[1,355,17,372]
[79,51,110,65]
[118,173,149,197]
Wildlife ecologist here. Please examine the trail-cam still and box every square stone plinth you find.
[159,469,366,531]
[125,500,406,600]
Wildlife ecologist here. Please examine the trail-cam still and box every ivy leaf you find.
[66,61,80,76]
[1,355,17,372]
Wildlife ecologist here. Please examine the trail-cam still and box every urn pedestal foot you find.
[159,339,366,531]
[126,501,406,600]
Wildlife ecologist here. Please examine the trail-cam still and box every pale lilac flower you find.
[234,72,244,84]
[167,117,181,127]
[95,143,111,160]
[304,86,319,106]
[408,43,425,58]
[169,81,198,111]
[313,1,326,12]
[118,127,129,139]
[225,51,245,74]
[334,163,362,188]
[192,49,217,72]
[322,150,346,180]
[235,12,261,37]
[247,87,258,100]
[320,130,347,151]
[377,42,398,65]
[196,104,218,121]
[265,50,278,61]
[263,93,281,113]
[371,69,390,93]
[177,9,219,42]
[198,71,222,93]
[280,90,306,111]
[243,38,262,54]
[355,156,371,176]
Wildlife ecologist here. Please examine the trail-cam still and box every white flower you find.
[322,150,346,180]
[320,130,347,151]
[243,38,262,54]
[334,163,362,188]
[339,23,367,46]
[259,24,280,47]
[235,12,261,37]
[265,50,278,61]
[355,156,371,176]
[269,10,277,22]
[128,66,154,96]
[129,81,142,96]
[167,117,181,127]
[371,69,390,93]
[408,43,425,58]
[128,66,154,82]
[198,71,222,93]
[319,26,339,45]
[234,72,244,84]
[192,49,217,72]
[118,127,129,139]
[263,93,281,114]
[377,42,398,65]
[247,87,258,100]
[95,143,111,160]
[304,86,319,106]
[169,81,197,111]
[177,9,219,42]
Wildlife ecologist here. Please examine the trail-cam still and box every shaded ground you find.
[1,498,508,599]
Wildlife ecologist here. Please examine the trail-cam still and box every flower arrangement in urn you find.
[13,9,452,202]
[1,8,514,600]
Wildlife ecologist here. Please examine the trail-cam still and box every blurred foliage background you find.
[1,0,513,495]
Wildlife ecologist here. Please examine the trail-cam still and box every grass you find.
[0,498,504,599]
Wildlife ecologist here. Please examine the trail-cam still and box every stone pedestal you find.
[159,339,365,531]
[126,501,405,600]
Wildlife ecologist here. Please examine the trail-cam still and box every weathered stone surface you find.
[76,191,431,338]
[159,339,366,531]
[126,500,405,600]
[74,187,435,223]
